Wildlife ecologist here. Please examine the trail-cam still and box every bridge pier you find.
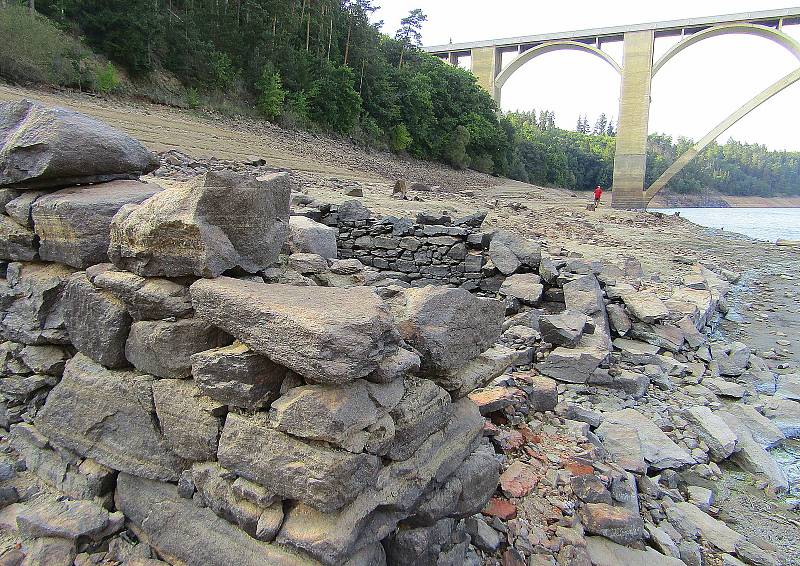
[471,46,502,103]
[611,30,654,210]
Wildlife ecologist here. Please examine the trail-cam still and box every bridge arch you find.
[645,23,800,200]
[493,41,622,104]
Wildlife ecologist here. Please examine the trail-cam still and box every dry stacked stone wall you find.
[0,100,505,566]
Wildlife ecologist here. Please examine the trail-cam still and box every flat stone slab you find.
[191,278,406,384]
[16,498,118,541]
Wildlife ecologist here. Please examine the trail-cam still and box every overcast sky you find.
[373,1,800,151]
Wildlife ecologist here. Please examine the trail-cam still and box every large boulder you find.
[684,406,737,461]
[64,272,131,368]
[563,275,605,315]
[108,171,290,277]
[487,230,541,275]
[115,474,310,566]
[125,318,231,378]
[191,343,286,410]
[31,181,162,268]
[621,291,669,324]
[388,286,504,374]
[536,346,608,383]
[0,262,75,345]
[190,278,409,385]
[36,354,185,481]
[0,99,159,188]
[288,216,337,259]
[498,273,543,305]
[217,412,381,512]
[539,310,589,348]
[435,345,516,398]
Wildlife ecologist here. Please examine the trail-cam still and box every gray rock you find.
[558,403,603,428]
[539,310,588,347]
[0,262,75,345]
[685,406,737,461]
[464,516,501,552]
[536,346,608,383]
[18,345,69,376]
[499,273,543,305]
[525,374,559,412]
[703,378,745,398]
[337,200,371,222]
[488,230,541,275]
[563,275,605,315]
[621,291,669,323]
[271,379,404,451]
[191,343,286,410]
[190,462,262,535]
[606,304,631,335]
[109,171,290,277]
[5,190,47,227]
[586,536,685,566]
[190,278,407,385]
[387,377,452,461]
[718,404,784,448]
[125,319,231,378]
[629,322,685,353]
[115,473,309,566]
[434,345,515,398]
[717,410,788,492]
[760,397,800,438]
[276,399,483,565]
[288,216,337,259]
[0,214,37,260]
[596,409,694,473]
[665,502,744,553]
[152,380,225,462]
[64,272,131,368]
[256,502,285,542]
[36,354,185,481]
[287,252,328,274]
[389,286,504,374]
[16,497,119,540]
[385,518,468,566]
[20,536,77,565]
[217,412,380,512]
[714,342,751,377]
[570,474,612,504]
[0,99,159,188]
[31,181,162,268]
[579,502,645,545]
[87,264,193,320]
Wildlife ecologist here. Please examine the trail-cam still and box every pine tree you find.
[593,113,607,136]
[396,8,427,67]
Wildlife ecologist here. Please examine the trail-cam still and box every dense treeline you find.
[505,111,800,196]
[2,1,798,195]
[21,0,512,174]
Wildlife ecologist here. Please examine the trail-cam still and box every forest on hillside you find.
[1,0,798,197]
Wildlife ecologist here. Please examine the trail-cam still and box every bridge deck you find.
[423,7,800,54]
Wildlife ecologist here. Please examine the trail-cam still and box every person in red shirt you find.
[593,185,603,205]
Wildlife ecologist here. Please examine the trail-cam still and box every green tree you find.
[443,125,470,170]
[395,8,427,67]
[389,124,412,152]
[309,64,362,134]
[256,68,286,120]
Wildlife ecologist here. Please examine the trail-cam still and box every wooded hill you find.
[1,1,798,197]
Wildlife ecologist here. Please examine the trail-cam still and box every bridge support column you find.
[612,30,655,209]
[471,46,501,104]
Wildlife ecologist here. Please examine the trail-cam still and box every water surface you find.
[651,207,800,243]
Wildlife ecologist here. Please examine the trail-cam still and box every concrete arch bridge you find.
[423,8,800,209]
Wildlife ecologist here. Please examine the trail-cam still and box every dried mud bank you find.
[1,98,798,566]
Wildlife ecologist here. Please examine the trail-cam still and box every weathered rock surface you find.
[288,216,338,259]
[125,319,230,378]
[87,264,193,320]
[580,503,645,545]
[387,377,452,461]
[563,275,605,315]
[384,518,469,566]
[389,286,504,374]
[272,379,403,452]
[36,354,185,481]
[718,403,784,448]
[0,99,159,188]
[115,474,311,566]
[536,347,608,383]
[717,409,788,492]
[0,262,75,345]
[191,343,286,409]
[276,399,484,565]
[488,230,541,275]
[5,190,47,227]
[0,214,38,261]
[152,379,225,462]
[16,498,120,541]
[31,181,162,268]
[499,273,543,305]
[191,278,406,384]
[621,291,669,323]
[586,536,685,566]
[64,273,131,368]
[109,171,290,277]
[596,409,694,472]
[607,304,632,335]
[218,412,381,512]
[685,406,737,461]
[665,502,744,553]
[539,310,588,348]
[434,345,515,398]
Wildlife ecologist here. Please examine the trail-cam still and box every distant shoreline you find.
[648,194,800,209]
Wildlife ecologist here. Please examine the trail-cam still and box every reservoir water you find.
[651,207,800,243]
